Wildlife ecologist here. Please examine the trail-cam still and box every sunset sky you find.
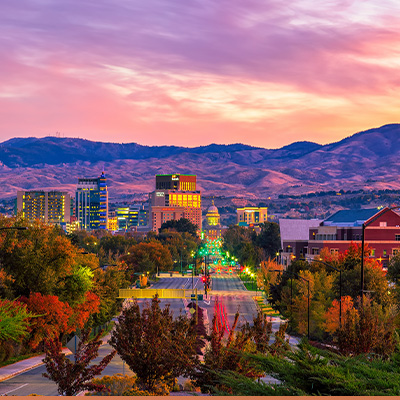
[0,0,399,148]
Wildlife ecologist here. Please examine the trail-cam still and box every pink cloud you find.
[0,0,399,147]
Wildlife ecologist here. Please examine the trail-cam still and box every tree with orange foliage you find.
[68,291,100,331]
[257,259,283,296]
[337,296,398,356]
[20,293,73,349]
[120,241,173,276]
[324,295,354,334]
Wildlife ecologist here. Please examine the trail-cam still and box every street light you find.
[272,269,310,339]
[300,258,342,327]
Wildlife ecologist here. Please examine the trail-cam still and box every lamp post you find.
[273,269,310,339]
[300,258,342,327]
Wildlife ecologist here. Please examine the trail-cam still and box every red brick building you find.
[307,207,400,268]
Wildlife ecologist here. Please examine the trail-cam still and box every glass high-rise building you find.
[75,172,108,230]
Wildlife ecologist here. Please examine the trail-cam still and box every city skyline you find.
[1,1,399,148]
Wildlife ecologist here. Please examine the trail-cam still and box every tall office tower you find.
[75,171,108,230]
[17,190,71,224]
[150,174,201,233]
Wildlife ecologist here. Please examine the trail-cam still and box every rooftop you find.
[322,208,380,227]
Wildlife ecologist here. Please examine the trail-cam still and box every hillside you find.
[0,124,399,199]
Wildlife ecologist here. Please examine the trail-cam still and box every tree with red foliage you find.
[42,327,116,396]
[68,291,100,331]
[20,293,73,349]
[21,291,100,349]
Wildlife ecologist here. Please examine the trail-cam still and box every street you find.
[0,273,266,395]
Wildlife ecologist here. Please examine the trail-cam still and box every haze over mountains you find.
[0,124,399,200]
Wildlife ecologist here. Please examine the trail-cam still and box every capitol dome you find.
[207,203,219,213]
[206,200,220,226]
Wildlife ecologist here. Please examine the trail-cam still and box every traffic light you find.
[202,276,206,283]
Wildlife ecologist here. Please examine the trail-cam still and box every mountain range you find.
[0,123,399,200]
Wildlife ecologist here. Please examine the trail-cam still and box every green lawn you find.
[253,296,281,317]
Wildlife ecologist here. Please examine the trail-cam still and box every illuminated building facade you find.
[114,204,149,230]
[17,190,71,224]
[156,174,196,191]
[237,207,268,226]
[150,174,201,232]
[75,172,108,230]
[206,200,220,226]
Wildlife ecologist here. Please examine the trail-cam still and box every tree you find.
[160,218,198,237]
[42,328,116,396]
[20,293,73,349]
[0,299,33,342]
[120,241,173,275]
[254,222,281,259]
[90,264,129,327]
[20,291,100,349]
[257,259,283,297]
[56,265,94,306]
[109,295,199,392]
[0,217,96,303]
[324,295,354,334]
[195,309,289,394]
[337,296,398,356]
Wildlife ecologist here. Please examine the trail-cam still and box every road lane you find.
[0,273,271,395]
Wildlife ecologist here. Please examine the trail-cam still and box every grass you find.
[0,352,41,368]
[253,296,281,317]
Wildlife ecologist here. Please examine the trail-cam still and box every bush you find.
[88,374,137,396]
[87,374,171,396]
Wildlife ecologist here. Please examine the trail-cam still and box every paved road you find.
[0,343,129,396]
[0,273,264,395]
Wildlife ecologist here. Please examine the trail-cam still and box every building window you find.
[396,234,400,241]
[371,249,375,257]
[330,249,339,255]
[380,221,387,227]
[312,248,319,255]
[383,250,387,256]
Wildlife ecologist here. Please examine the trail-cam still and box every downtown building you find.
[149,174,202,233]
[279,207,400,269]
[237,206,268,227]
[112,204,149,231]
[16,190,71,224]
[75,171,108,230]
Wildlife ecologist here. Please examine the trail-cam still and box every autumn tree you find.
[0,217,97,304]
[20,293,73,349]
[20,292,100,349]
[90,264,129,327]
[195,309,289,394]
[257,259,283,297]
[120,241,173,275]
[109,295,199,392]
[324,295,354,334]
[337,296,398,356]
[42,328,116,396]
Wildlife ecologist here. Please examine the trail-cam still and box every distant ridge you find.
[0,123,399,199]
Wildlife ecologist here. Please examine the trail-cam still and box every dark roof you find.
[323,208,379,226]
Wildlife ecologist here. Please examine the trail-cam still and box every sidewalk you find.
[0,335,111,382]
